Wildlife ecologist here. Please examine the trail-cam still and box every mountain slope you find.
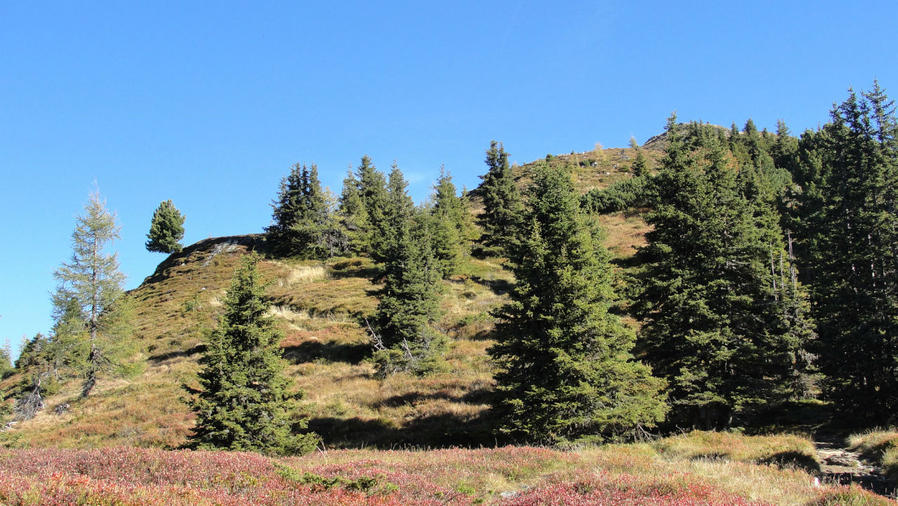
[1,144,656,449]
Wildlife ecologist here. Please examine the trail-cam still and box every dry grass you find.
[655,430,820,471]
[849,429,898,481]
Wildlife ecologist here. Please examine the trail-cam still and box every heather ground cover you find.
[0,443,891,505]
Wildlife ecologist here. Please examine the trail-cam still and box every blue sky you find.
[1,1,896,357]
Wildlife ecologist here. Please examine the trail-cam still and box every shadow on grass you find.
[328,258,381,280]
[372,387,495,409]
[310,410,498,449]
[757,451,821,473]
[148,344,206,363]
[468,276,513,296]
[282,341,372,365]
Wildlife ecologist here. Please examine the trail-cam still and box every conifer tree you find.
[338,169,369,254]
[429,168,471,278]
[477,141,522,256]
[636,117,814,428]
[267,163,345,258]
[188,255,319,454]
[804,84,898,422]
[146,200,185,253]
[490,165,667,444]
[371,168,446,376]
[631,148,648,177]
[54,191,129,398]
[352,156,390,260]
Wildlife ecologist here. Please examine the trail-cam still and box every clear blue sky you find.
[1,1,896,357]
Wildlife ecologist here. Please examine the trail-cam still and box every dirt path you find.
[814,435,895,498]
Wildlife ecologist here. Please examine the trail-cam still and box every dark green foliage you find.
[635,116,815,428]
[632,148,648,177]
[477,141,522,256]
[188,255,319,455]
[357,156,391,260]
[798,84,898,423]
[146,200,185,253]
[14,334,50,371]
[428,168,473,278]
[337,169,369,254]
[267,163,347,259]
[489,164,667,444]
[53,192,129,398]
[581,175,653,213]
[371,168,447,376]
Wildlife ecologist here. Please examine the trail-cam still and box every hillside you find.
[3,143,898,503]
[0,144,658,450]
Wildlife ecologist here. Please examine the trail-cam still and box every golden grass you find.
[849,428,898,480]
[654,430,819,470]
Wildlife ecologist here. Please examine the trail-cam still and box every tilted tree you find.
[146,200,186,253]
[53,191,130,398]
[489,164,667,444]
[188,255,319,454]
[477,140,522,256]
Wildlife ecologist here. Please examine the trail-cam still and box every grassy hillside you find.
[0,144,657,450]
[3,145,898,503]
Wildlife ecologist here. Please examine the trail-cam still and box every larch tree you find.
[489,164,667,444]
[146,200,186,253]
[53,191,129,398]
[188,255,319,455]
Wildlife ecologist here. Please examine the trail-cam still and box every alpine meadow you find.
[3,2,898,504]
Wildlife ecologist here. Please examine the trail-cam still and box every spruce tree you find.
[267,163,344,258]
[146,200,186,253]
[477,141,522,256]
[188,255,319,454]
[429,168,471,278]
[489,164,667,444]
[371,168,446,376]
[631,148,648,177]
[337,169,369,254]
[53,191,129,398]
[805,84,898,422]
[636,118,814,428]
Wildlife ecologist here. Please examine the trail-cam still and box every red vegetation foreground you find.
[0,447,888,505]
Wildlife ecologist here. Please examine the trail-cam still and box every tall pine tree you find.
[804,84,898,423]
[477,141,522,256]
[490,164,667,444]
[146,200,186,253]
[371,168,446,376]
[188,255,319,454]
[429,167,472,278]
